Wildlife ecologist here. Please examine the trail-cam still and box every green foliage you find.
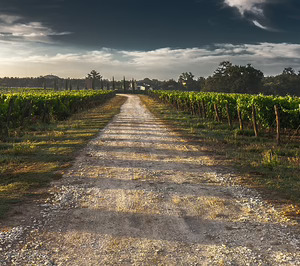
[261,150,280,169]
[178,72,196,91]
[149,90,300,129]
[204,61,264,94]
[86,70,102,90]
[0,90,115,136]
[263,68,300,96]
[12,141,36,154]
[233,129,254,137]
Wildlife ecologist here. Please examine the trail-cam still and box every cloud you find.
[252,20,269,30]
[1,42,300,79]
[0,14,21,24]
[224,0,266,16]
[224,0,274,31]
[0,13,71,43]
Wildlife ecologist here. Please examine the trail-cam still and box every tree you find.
[65,79,68,90]
[161,79,179,90]
[204,61,264,94]
[195,77,206,91]
[178,72,196,91]
[123,76,126,91]
[263,67,300,96]
[86,70,102,90]
[100,78,104,90]
[43,78,47,90]
[213,61,233,76]
[138,78,163,90]
[53,79,58,91]
[282,67,296,76]
[131,79,135,91]
[69,78,72,90]
[112,77,115,90]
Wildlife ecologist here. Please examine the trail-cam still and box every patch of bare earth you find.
[0,94,299,265]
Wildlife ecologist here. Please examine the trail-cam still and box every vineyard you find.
[149,90,300,142]
[0,89,115,136]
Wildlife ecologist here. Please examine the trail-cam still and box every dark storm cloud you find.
[0,11,71,44]
[0,0,299,49]
[0,0,300,78]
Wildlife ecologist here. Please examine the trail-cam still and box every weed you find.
[261,150,280,169]
[233,129,254,138]
[287,157,300,168]
[189,127,196,134]
[12,141,36,155]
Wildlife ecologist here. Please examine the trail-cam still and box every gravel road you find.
[0,94,299,265]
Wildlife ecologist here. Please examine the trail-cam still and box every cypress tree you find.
[112,76,115,90]
[65,79,68,90]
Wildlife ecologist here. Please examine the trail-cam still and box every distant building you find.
[136,82,152,91]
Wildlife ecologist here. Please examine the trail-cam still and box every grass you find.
[140,95,300,220]
[0,95,127,219]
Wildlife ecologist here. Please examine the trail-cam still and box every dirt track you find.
[0,94,299,265]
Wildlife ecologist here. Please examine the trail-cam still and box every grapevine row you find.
[148,90,300,132]
[0,90,115,136]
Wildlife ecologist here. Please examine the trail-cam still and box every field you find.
[0,89,116,137]
[149,90,300,130]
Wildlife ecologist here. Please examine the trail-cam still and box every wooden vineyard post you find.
[226,103,232,129]
[214,103,221,122]
[191,103,195,115]
[201,100,206,118]
[252,104,259,137]
[198,102,202,117]
[237,106,243,131]
[274,105,280,145]
[173,100,177,109]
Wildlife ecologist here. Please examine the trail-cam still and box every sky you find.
[0,0,300,80]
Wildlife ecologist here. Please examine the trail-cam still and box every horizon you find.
[1,0,300,79]
[0,62,296,81]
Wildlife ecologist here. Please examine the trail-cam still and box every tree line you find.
[141,62,300,96]
[1,62,300,96]
[0,71,134,91]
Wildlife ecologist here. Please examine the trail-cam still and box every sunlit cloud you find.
[0,42,300,79]
[0,13,71,43]
[252,20,269,30]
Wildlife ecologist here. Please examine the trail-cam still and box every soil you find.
[0,94,299,265]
